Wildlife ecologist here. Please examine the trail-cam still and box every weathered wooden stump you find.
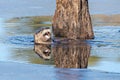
[34,27,51,44]
[53,0,94,39]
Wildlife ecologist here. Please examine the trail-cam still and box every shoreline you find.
[5,14,120,26]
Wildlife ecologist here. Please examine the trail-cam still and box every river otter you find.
[34,27,51,44]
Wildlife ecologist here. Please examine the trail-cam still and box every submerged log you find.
[53,0,94,39]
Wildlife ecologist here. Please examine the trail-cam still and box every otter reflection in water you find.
[34,44,51,60]
[34,41,90,68]
[52,41,91,68]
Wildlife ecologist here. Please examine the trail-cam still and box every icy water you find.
[0,0,120,74]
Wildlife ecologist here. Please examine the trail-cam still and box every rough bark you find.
[52,0,94,39]
[52,41,90,68]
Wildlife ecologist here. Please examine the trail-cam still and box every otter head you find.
[34,28,51,44]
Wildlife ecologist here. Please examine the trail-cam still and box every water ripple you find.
[9,35,34,46]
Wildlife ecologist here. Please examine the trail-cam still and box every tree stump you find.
[52,0,94,39]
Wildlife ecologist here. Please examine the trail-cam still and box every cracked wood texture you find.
[52,0,94,39]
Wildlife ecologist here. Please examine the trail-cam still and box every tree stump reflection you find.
[34,41,90,68]
[52,41,91,68]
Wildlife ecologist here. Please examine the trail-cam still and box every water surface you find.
[0,0,120,74]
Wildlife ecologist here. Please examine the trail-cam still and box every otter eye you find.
[47,32,50,35]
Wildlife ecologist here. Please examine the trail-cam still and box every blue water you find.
[0,0,120,74]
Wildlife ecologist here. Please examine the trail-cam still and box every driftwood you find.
[53,0,94,39]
